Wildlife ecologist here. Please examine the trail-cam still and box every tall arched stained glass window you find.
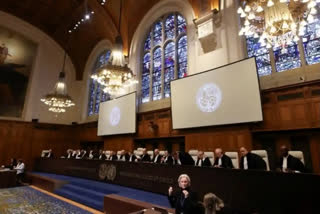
[87,50,111,116]
[141,13,187,103]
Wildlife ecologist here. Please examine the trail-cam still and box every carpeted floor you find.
[32,172,171,211]
[0,186,92,214]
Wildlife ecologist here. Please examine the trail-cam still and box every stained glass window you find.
[246,37,272,76]
[273,45,301,73]
[142,53,151,103]
[87,50,111,116]
[164,42,175,97]
[303,19,320,65]
[144,31,151,51]
[153,21,163,47]
[178,35,188,78]
[142,13,187,103]
[153,48,162,100]
[177,15,187,35]
[165,15,175,40]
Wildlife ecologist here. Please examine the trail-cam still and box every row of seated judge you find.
[41,145,306,173]
[188,146,306,173]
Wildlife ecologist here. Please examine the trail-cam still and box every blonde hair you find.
[203,193,224,214]
[178,174,191,186]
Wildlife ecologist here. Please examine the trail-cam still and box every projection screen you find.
[98,92,136,136]
[171,58,263,129]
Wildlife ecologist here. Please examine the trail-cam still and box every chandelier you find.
[41,53,75,113]
[90,0,138,97]
[238,0,319,49]
[91,36,138,96]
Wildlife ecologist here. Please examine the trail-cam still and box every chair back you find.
[225,152,239,169]
[251,150,270,171]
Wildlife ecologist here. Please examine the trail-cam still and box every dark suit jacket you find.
[119,154,129,161]
[140,154,151,162]
[277,155,305,173]
[162,155,173,164]
[98,153,106,160]
[126,154,137,162]
[195,157,212,167]
[240,152,267,170]
[108,155,118,161]
[213,155,234,168]
[151,154,163,163]
[179,152,195,165]
[168,188,199,214]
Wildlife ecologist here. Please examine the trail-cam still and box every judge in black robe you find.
[126,151,137,162]
[213,148,234,168]
[108,151,118,161]
[239,147,267,170]
[195,151,211,167]
[161,151,173,164]
[140,149,151,162]
[277,145,306,173]
[151,149,162,163]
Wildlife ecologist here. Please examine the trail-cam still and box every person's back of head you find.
[203,193,224,214]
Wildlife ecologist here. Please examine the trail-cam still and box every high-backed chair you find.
[251,150,270,171]
[147,150,154,159]
[204,152,214,165]
[188,150,198,162]
[159,150,166,156]
[225,152,239,169]
[289,151,305,165]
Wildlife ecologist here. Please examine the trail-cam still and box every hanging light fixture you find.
[91,0,138,97]
[237,0,319,50]
[41,52,75,113]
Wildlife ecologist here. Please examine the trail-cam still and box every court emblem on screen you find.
[98,164,117,181]
[109,107,121,126]
[196,83,222,113]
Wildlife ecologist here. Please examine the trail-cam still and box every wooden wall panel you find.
[185,128,251,153]
[0,121,79,170]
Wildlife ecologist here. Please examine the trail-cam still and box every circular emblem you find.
[98,164,117,181]
[196,83,222,113]
[109,107,121,126]
[106,164,117,181]
[98,163,108,180]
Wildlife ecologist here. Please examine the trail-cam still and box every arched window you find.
[87,50,111,116]
[246,19,320,76]
[141,13,187,103]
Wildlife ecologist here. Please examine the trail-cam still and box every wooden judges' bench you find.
[34,158,320,214]
[0,169,16,188]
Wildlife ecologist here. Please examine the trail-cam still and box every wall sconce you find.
[193,9,222,53]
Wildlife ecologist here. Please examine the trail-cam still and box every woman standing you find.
[168,174,199,214]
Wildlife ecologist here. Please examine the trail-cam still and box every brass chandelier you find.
[41,53,75,113]
[91,36,138,96]
[238,0,319,49]
[91,0,138,97]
